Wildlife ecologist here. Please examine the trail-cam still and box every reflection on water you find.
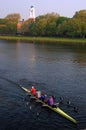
[0,40,86,130]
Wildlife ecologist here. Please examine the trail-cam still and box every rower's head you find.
[45,94,47,97]
[32,86,34,89]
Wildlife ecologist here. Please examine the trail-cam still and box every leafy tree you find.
[19,20,29,35]
[73,10,86,21]
[73,10,86,38]
[5,13,21,22]
[28,12,59,36]
[0,14,21,35]
[56,17,70,37]
[3,13,21,34]
[45,21,57,36]
[56,16,69,25]
[57,10,86,38]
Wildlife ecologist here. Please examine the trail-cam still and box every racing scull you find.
[21,86,77,124]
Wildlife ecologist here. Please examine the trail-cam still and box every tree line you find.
[0,10,86,38]
[0,14,20,35]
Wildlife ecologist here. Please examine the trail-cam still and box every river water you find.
[0,40,86,130]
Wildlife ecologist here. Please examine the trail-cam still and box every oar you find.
[66,100,78,111]
[55,96,79,113]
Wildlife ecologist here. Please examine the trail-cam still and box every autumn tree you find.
[5,13,21,22]
[4,13,21,35]
[73,10,86,20]
[73,10,86,38]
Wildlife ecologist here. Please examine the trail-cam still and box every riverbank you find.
[0,35,86,44]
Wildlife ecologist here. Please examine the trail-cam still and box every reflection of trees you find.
[34,42,86,65]
[73,53,86,65]
[68,44,86,65]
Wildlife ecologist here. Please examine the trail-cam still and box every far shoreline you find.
[0,35,86,44]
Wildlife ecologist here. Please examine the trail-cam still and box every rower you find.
[31,86,36,96]
[41,94,45,101]
[48,96,54,106]
[36,90,41,99]
[41,94,48,103]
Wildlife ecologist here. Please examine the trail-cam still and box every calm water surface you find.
[0,40,86,130]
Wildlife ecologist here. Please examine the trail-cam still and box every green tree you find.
[20,20,29,35]
[57,10,86,38]
[73,10,86,21]
[73,10,86,38]
[43,13,59,36]
[56,16,69,25]
[56,17,69,37]
[3,13,21,35]
[5,13,21,22]
[28,12,59,36]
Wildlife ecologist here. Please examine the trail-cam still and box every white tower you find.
[29,6,35,21]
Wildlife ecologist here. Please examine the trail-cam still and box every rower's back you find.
[36,91,41,98]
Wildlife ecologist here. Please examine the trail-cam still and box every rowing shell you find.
[21,86,77,124]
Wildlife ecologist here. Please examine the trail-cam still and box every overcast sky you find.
[0,0,86,20]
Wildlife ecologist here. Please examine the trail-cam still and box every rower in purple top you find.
[48,96,54,106]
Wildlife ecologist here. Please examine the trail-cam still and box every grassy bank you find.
[0,35,86,44]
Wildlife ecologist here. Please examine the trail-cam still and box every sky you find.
[0,0,86,20]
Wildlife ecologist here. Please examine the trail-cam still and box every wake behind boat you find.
[21,86,77,124]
